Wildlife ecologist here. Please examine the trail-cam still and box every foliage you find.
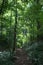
[0,0,43,65]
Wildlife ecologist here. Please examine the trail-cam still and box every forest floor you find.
[14,48,32,65]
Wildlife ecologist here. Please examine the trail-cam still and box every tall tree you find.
[35,0,42,41]
[12,0,17,52]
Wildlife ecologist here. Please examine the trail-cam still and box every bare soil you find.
[14,48,32,65]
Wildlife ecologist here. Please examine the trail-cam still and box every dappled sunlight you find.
[0,0,43,65]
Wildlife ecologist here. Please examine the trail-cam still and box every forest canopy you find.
[0,0,43,65]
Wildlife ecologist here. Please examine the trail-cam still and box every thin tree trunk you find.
[34,0,40,42]
[13,0,17,52]
[36,0,40,42]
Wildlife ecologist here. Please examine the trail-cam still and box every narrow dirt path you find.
[14,48,32,65]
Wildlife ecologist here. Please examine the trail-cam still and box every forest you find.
[0,0,43,65]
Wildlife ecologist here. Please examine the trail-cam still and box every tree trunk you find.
[35,0,41,42]
[13,0,17,52]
